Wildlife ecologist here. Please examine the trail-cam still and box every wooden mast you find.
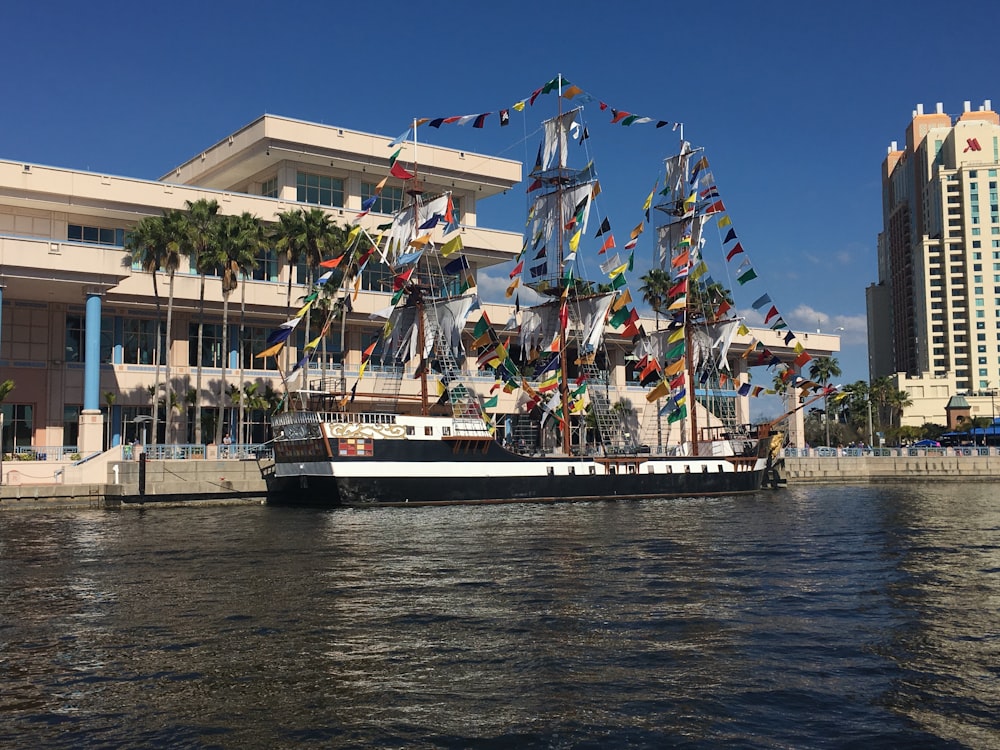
[556,74,572,456]
[407,117,430,416]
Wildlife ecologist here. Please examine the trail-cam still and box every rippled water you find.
[1,484,998,748]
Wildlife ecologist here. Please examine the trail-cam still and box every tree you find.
[639,268,671,448]
[125,211,184,443]
[639,268,671,330]
[182,199,222,444]
[809,356,842,446]
[213,212,263,445]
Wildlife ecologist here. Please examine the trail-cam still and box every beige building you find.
[0,113,833,474]
[870,100,1000,426]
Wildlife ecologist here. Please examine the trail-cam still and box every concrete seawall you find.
[0,459,269,511]
[783,456,1000,483]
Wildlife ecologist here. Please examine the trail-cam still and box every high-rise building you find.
[869,100,1000,426]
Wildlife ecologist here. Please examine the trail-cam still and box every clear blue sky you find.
[4,0,998,416]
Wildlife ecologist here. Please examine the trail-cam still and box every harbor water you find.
[1,484,998,748]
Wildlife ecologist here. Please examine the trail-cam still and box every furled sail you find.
[384,194,451,263]
[573,293,614,356]
[427,292,478,359]
[542,109,579,171]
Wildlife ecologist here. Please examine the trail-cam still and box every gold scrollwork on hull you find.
[326,423,407,439]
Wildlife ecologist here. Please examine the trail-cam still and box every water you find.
[1,484,998,749]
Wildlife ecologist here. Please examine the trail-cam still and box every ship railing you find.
[452,419,492,437]
[318,412,398,425]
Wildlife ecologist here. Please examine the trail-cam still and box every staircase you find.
[580,362,630,452]
[424,307,489,434]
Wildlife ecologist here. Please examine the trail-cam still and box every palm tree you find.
[182,198,222,444]
[809,356,842,446]
[639,269,671,448]
[639,268,671,330]
[271,209,307,318]
[125,211,184,443]
[213,212,263,445]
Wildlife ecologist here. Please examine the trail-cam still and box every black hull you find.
[266,464,766,507]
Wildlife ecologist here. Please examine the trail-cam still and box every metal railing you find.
[8,446,81,461]
[784,446,996,458]
[128,443,273,460]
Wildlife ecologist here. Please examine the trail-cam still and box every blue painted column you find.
[84,289,103,411]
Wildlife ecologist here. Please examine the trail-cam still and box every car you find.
[912,439,941,447]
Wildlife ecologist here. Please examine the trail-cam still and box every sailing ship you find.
[265,81,777,506]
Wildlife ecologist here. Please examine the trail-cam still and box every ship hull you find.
[266,464,766,507]
[266,440,769,507]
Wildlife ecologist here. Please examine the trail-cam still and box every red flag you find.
[764,306,779,324]
[527,178,542,192]
[599,234,615,254]
[390,162,415,180]
[509,260,524,278]
[726,242,744,261]
[393,267,414,290]
[362,340,378,360]
[715,300,732,318]
[319,254,345,268]
[559,300,568,329]
[610,110,630,124]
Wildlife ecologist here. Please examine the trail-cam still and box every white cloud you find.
[477,266,544,306]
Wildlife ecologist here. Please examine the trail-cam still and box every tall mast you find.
[556,74,572,456]
[678,121,699,456]
[408,117,430,415]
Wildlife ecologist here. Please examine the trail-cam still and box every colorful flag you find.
[390,162,414,180]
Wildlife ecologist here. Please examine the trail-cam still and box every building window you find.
[296,172,343,207]
[122,318,163,365]
[251,248,279,281]
[66,313,113,366]
[240,326,279,371]
[361,182,403,215]
[68,224,126,247]
[261,177,279,198]
[1,404,33,452]
[189,323,225,368]
[63,405,81,448]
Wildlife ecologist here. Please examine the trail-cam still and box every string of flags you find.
[397,75,681,136]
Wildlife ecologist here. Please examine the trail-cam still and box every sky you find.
[3,0,999,418]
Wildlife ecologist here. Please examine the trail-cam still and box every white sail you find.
[428,292,478,359]
[519,300,561,352]
[527,183,593,279]
[573,293,614,355]
[663,145,691,202]
[385,193,451,262]
[542,109,580,171]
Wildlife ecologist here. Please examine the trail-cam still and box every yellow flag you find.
[718,215,732,228]
[353,274,362,301]
[569,229,582,252]
[506,276,520,298]
[667,328,684,344]
[690,261,708,280]
[436,378,447,396]
[409,233,432,248]
[441,233,463,257]
[591,181,601,199]
[611,289,632,312]
[303,336,322,351]
[608,262,629,279]
[255,341,284,359]
[630,222,644,240]
[513,100,526,112]
[294,300,313,318]
[664,358,685,376]
[358,360,368,380]
[375,176,388,194]
[646,380,670,402]
[642,184,656,212]
[737,323,750,336]
[667,295,687,310]
[346,225,362,245]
